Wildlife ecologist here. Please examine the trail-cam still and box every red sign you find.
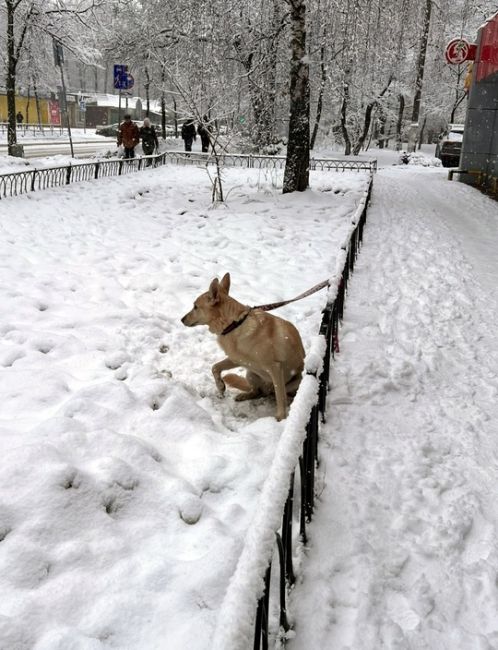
[48,100,60,125]
[445,38,477,64]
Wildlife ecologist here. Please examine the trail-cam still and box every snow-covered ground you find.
[288,166,498,650]
[0,163,369,649]
[1,149,497,650]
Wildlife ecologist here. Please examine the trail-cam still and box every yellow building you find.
[0,93,52,124]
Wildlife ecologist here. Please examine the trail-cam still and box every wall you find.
[460,12,498,189]
[0,94,52,124]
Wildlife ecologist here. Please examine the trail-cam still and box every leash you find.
[220,279,330,336]
[253,279,330,312]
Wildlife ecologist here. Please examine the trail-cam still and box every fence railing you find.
[162,151,377,172]
[211,175,373,650]
[0,122,67,136]
[0,150,377,200]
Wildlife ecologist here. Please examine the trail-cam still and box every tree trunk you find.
[353,75,392,155]
[353,102,375,155]
[6,0,18,153]
[396,93,405,150]
[283,0,310,193]
[418,114,427,149]
[173,95,178,138]
[33,79,42,131]
[160,65,167,138]
[410,0,432,150]
[144,66,151,117]
[310,38,326,150]
[26,85,31,126]
[377,107,386,148]
[340,77,351,156]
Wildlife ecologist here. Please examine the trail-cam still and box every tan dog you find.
[181,273,305,420]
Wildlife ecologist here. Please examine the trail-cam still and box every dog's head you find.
[181,273,231,328]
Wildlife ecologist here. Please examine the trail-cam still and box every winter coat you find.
[118,120,140,148]
[197,123,211,140]
[181,122,196,141]
[140,125,159,153]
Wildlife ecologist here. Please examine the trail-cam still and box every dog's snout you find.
[181,312,195,327]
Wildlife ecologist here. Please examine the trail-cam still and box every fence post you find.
[94,162,100,180]
[66,165,71,185]
[281,475,295,585]
[254,565,271,650]
[275,533,290,632]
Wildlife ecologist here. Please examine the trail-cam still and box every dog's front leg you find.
[268,362,287,421]
[212,358,238,394]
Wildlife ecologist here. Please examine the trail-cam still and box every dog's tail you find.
[223,373,252,392]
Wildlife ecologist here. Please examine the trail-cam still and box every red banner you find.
[48,100,60,125]
[476,13,498,82]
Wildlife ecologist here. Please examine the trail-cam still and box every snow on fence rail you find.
[0,151,377,199]
[212,175,373,650]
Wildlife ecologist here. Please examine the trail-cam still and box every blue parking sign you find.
[113,64,127,90]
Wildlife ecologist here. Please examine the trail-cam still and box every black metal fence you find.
[252,176,372,650]
[0,150,377,200]
[208,175,372,650]
[0,122,66,136]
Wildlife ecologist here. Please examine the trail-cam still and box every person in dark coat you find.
[16,111,24,125]
[140,117,159,165]
[181,119,196,152]
[117,114,140,158]
[197,115,212,153]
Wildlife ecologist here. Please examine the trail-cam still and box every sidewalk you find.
[288,167,498,649]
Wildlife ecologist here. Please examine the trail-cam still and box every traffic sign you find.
[114,64,134,90]
[79,100,86,112]
[445,38,477,65]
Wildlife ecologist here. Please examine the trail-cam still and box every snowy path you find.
[288,168,498,649]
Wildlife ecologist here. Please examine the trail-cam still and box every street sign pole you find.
[53,39,74,158]
[118,90,122,133]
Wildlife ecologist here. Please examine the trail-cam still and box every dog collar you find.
[221,310,251,336]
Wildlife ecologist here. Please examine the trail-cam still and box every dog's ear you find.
[208,278,220,304]
[220,273,230,295]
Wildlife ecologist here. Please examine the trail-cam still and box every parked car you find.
[95,123,120,137]
[435,124,464,167]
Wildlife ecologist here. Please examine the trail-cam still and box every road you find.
[0,138,116,159]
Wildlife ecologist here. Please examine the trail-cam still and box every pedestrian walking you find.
[16,111,24,125]
[140,118,159,165]
[117,114,140,159]
[181,119,196,153]
[197,115,212,153]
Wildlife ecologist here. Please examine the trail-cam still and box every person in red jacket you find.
[117,114,140,158]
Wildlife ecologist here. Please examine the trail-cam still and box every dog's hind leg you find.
[228,371,264,401]
[212,358,238,394]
